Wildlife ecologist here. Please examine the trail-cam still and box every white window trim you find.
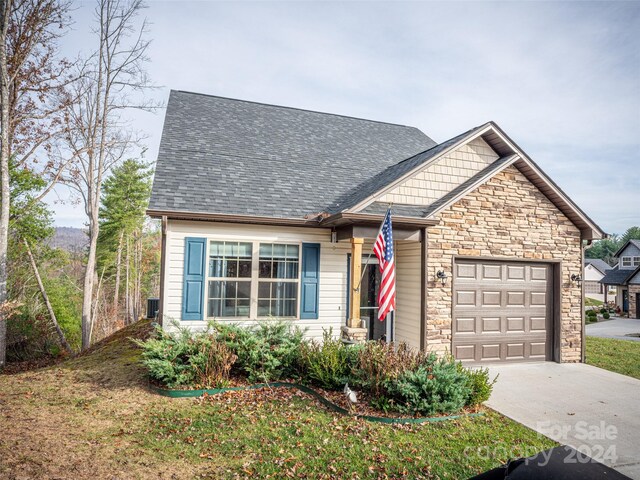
[205,239,302,321]
[622,256,632,267]
[633,256,640,267]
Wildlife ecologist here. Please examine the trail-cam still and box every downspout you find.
[420,227,428,351]
[159,216,167,327]
[581,238,591,363]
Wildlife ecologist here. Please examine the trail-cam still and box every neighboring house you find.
[148,91,605,364]
[583,258,614,302]
[600,240,640,318]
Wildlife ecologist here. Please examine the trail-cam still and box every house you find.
[148,90,605,364]
[583,258,614,303]
[600,240,640,318]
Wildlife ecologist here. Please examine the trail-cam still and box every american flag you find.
[373,209,395,321]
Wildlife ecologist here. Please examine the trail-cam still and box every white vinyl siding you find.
[394,241,422,349]
[164,220,350,342]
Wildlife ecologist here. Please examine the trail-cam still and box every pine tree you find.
[97,158,152,331]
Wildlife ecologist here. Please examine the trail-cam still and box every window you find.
[206,241,300,319]
[258,244,299,317]
[207,241,252,317]
[634,257,640,267]
[622,257,632,268]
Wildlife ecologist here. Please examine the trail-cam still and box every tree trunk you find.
[0,0,12,368]
[90,265,106,343]
[135,230,142,321]
[113,230,123,317]
[23,238,72,354]
[125,235,130,325]
[81,209,99,350]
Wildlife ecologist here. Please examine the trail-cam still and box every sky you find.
[49,0,640,235]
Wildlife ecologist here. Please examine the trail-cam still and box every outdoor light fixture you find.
[436,270,448,286]
[571,274,582,287]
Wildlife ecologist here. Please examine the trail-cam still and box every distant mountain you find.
[50,227,88,252]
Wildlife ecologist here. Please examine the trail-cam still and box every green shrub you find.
[383,354,471,416]
[603,312,610,319]
[135,323,236,388]
[351,341,429,396]
[600,307,607,314]
[6,309,56,361]
[214,321,304,383]
[43,275,82,351]
[299,329,352,389]
[587,309,597,318]
[461,366,498,406]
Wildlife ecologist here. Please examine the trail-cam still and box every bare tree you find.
[23,237,72,353]
[0,0,73,368]
[62,0,156,350]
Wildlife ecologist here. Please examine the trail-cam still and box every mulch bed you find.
[154,375,480,420]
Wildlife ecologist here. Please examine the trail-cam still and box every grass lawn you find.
[585,297,604,307]
[586,336,640,380]
[0,320,556,479]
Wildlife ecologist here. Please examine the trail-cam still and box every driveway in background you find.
[485,362,640,479]
[586,318,640,342]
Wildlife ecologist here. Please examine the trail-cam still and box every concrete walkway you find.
[485,362,640,479]
[586,317,640,342]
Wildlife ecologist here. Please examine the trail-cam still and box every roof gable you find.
[346,122,605,240]
[584,258,612,275]
[614,239,640,259]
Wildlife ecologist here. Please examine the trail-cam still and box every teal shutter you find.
[182,237,206,321]
[300,243,320,319]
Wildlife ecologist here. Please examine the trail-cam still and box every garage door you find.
[452,259,554,362]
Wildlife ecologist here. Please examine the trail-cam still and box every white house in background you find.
[583,258,614,303]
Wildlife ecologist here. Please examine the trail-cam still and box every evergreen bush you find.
[299,329,352,389]
[382,355,471,416]
[135,323,236,388]
[214,321,304,383]
[460,366,498,406]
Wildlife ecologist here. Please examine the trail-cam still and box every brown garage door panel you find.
[452,260,554,363]
[453,338,548,362]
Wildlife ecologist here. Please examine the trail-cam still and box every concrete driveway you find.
[485,362,640,479]
[587,317,640,342]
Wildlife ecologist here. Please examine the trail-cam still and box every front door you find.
[360,261,388,341]
[623,290,629,313]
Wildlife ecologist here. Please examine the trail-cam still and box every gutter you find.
[146,209,322,228]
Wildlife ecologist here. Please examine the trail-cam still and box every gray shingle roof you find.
[600,265,635,286]
[584,258,613,275]
[149,91,437,219]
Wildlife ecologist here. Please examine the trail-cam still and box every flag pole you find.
[355,205,391,293]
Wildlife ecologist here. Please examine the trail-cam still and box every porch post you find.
[349,237,364,328]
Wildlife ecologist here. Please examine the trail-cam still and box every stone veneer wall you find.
[630,285,640,319]
[425,166,583,362]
